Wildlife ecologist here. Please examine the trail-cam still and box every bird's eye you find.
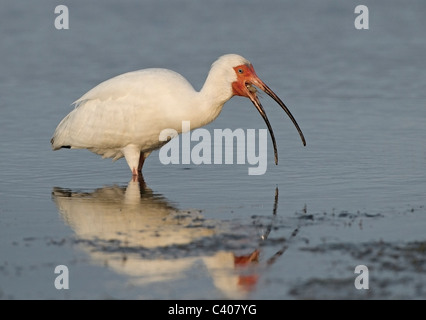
[238,68,244,74]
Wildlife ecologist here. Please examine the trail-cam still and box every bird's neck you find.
[191,69,234,129]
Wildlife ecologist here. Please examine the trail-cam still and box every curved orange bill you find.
[246,79,306,165]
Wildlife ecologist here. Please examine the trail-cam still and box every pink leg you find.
[137,152,145,173]
[131,152,145,181]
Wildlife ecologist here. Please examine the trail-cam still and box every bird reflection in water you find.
[52,180,297,298]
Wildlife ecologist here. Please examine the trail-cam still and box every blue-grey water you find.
[1,0,425,299]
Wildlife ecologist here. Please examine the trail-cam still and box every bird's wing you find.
[73,68,195,107]
[52,68,197,154]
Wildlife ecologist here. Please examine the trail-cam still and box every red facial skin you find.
[231,64,260,97]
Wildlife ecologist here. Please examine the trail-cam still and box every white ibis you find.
[51,54,306,176]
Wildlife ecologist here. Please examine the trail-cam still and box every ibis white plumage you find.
[51,54,306,176]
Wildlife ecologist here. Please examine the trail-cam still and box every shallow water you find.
[0,0,425,299]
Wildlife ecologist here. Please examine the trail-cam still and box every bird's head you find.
[214,54,306,164]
